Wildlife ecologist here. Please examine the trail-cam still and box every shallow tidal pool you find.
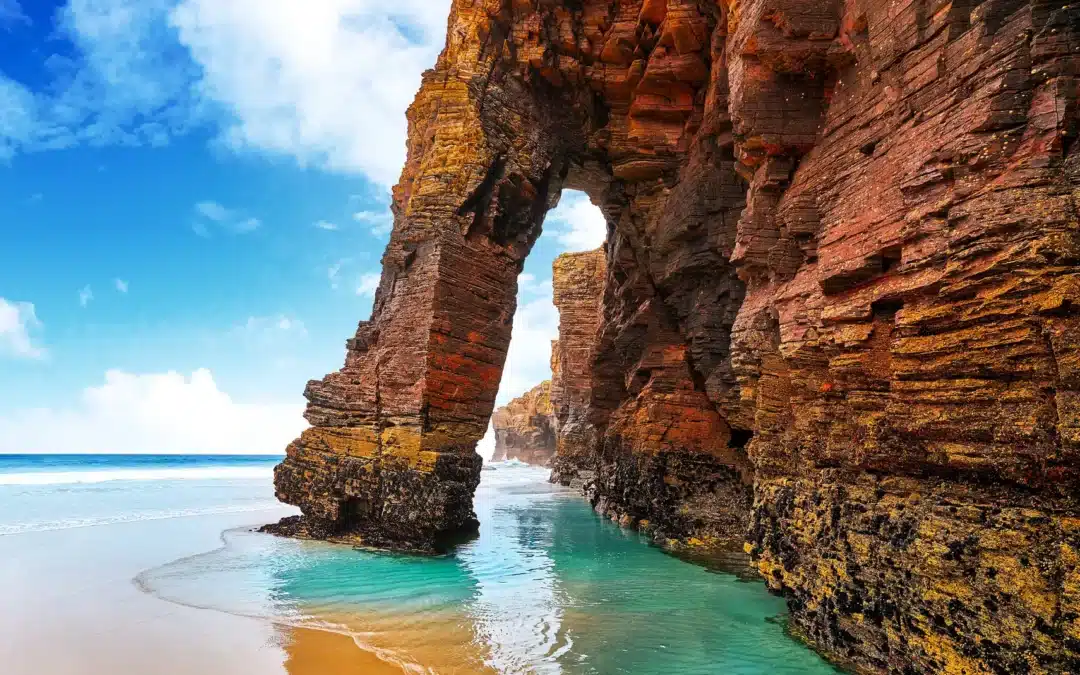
[139,463,840,674]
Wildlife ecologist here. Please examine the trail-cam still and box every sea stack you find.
[548,249,606,487]
[267,1,1079,670]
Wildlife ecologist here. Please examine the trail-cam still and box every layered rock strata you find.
[729,2,1080,671]
[491,380,557,465]
[269,0,1079,670]
[548,249,606,485]
[546,244,753,553]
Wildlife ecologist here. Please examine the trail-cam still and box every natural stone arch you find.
[270,0,751,551]
[268,1,1080,671]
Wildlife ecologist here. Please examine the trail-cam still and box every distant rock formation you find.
[549,249,606,485]
[268,1,1080,671]
[491,381,556,466]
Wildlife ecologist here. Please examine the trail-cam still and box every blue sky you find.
[0,0,605,454]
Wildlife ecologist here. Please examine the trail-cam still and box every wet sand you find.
[281,627,405,675]
[0,506,422,675]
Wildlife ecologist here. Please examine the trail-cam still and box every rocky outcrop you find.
[491,381,556,465]
[729,2,1080,671]
[270,0,1079,670]
[547,243,754,554]
[549,249,606,485]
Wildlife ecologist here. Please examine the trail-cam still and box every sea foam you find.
[0,501,287,536]
[0,466,273,486]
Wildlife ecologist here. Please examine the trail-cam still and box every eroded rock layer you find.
[549,249,606,485]
[270,0,1079,670]
[729,1,1080,671]
[491,380,557,465]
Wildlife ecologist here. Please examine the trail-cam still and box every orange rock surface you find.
[491,381,556,465]
[268,1,1079,670]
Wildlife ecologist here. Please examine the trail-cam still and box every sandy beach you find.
[0,505,376,675]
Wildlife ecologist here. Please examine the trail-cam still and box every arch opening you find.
[265,0,754,554]
[481,190,607,463]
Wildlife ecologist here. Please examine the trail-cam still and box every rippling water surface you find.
[137,462,839,674]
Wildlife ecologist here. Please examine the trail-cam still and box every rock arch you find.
[269,0,1080,671]
[271,0,750,552]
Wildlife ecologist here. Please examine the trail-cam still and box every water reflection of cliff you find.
[458,467,569,673]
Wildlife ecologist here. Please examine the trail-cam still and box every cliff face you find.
[722,2,1079,671]
[549,249,606,485]
[270,0,1079,670]
[491,381,556,465]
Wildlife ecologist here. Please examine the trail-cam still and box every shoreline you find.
[0,506,297,675]
[132,524,458,673]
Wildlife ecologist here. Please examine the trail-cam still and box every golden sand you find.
[278,609,498,675]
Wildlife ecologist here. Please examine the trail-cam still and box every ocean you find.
[0,454,839,674]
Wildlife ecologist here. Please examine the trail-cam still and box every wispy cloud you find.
[498,297,558,405]
[518,273,553,298]
[0,0,452,187]
[114,278,129,293]
[353,209,393,237]
[313,220,339,231]
[0,297,46,360]
[78,285,94,308]
[327,260,345,290]
[0,0,203,161]
[170,0,452,185]
[235,314,307,338]
[356,273,380,297]
[192,200,260,236]
[546,191,607,251]
[0,0,29,29]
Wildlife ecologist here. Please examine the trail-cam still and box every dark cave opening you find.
[728,428,754,450]
[340,498,371,533]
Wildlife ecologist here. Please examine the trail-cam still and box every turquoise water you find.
[0,456,838,673]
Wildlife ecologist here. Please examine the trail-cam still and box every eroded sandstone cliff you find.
[269,0,1078,670]
[548,249,606,484]
[491,380,557,465]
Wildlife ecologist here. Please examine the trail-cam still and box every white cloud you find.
[0,76,38,161]
[477,421,496,461]
[170,0,452,186]
[356,273,380,297]
[196,200,229,220]
[192,200,260,235]
[546,190,607,251]
[497,296,559,405]
[0,0,452,187]
[78,285,93,307]
[0,298,46,360]
[313,220,338,231]
[517,273,553,298]
[114,278,129,293]
[0,0,202,159]
[353,209,393,237]
[233,314,307,339]
[0,369,307,454]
